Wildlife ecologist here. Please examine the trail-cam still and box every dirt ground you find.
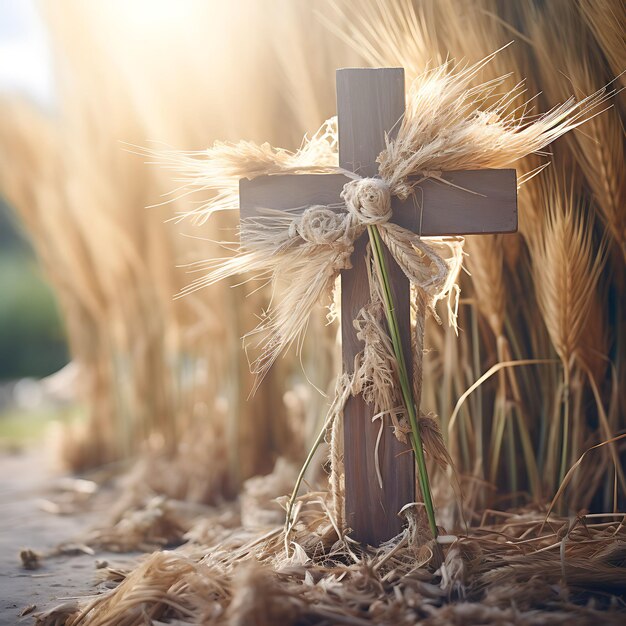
[0,448,137,625]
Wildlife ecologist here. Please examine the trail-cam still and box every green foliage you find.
[0,201,68,379]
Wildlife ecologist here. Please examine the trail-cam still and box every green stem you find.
[285,407,335,532]
[368,225,438,538]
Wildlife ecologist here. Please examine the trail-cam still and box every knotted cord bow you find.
[203,172,464,399]
[251,175,461,324]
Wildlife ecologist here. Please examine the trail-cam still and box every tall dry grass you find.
[0,0,359,497]
[336,0,625,512]
[0,0,623,516]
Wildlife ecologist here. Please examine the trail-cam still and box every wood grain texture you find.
[337,68,414,545]
[239,174,346,220]
[399,169,518,235]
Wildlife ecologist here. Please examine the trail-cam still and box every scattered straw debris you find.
[20,548,42,570]
[35,602,80,626]
[84,495,211,553]
[33,466,626,625]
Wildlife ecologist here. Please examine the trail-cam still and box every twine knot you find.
[341,177,392,225]
[289,205,348,244]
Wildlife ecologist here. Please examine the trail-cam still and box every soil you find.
[0,448,137,625]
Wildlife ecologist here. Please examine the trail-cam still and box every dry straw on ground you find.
[36,460,626,625]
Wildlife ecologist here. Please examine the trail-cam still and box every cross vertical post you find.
[337,68,416,544]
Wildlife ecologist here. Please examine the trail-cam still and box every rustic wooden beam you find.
[337,68,415,544]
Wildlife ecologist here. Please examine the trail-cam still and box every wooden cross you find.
[239,68,517,545]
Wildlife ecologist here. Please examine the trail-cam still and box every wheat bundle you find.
[333,0,625,511]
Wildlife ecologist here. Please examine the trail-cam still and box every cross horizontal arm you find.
[239,169,517,236]
[411,169,517,235]
[239,173,346,222]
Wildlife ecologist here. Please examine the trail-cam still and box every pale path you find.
[0,448,136,624]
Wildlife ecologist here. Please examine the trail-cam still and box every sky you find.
[0,0,54,107]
